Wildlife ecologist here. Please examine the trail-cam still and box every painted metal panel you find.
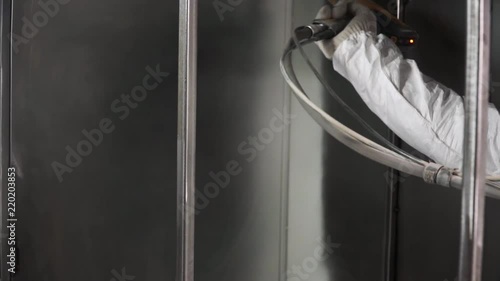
[7,0,290,280]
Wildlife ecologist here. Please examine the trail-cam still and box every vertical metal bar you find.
[458,0,490,279]
[396,0,404,19]
[383,132,400,281]
[177,0,197,281]
[278,0,293,280]
[383,2,404,280]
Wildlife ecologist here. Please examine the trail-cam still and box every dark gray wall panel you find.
[7,0,499,280]
[12,1,178,280]
[195,1,289,281]
[10,0,290,280]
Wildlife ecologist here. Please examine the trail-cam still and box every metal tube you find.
[458,0,490,280]
[383,132,400,281]
[177,0,198,281]
[383,2,404,280]
[278,1,293,281]
[396,0,404,20]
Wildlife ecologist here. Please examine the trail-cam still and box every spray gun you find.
[294,0,419,47]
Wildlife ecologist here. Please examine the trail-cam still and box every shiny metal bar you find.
[458,0,491,280]
[278,1,293,281]
[383,131,400,281]
[396,0,403,20]
[177,0,197,281]
[383,2,404,280]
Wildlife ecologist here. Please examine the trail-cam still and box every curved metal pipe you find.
[281,39,500,200]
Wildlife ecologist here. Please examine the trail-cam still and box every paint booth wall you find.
[8,0,289,280]
[3,0,500,280]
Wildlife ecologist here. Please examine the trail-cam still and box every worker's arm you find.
[332,31,500,175]
[316,3,500,175]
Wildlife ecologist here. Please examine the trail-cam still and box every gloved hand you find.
[315,0,377,59]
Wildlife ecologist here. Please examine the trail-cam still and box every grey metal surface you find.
[5,0,499,280]
[287,1,392,281]
[194,1,290,281]
[0,0,12,280]
[11,1,179,280]
[8,0,290,281]
[177,0,198,280]
[458,0,491,280]
[287,1,333,281]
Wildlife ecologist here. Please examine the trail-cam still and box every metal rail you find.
[383,1,404,280]
[458,0,491,280]
[177,0,198,281]
[383,131,400,281]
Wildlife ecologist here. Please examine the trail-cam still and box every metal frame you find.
[174,0,493,280]
[458,0,491,280]
[177,0,198,281]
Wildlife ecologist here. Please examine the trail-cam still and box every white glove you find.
[315,1,377,59]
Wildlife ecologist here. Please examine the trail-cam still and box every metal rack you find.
[175,0,493,281]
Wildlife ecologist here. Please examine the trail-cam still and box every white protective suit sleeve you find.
[332,31,500,176]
